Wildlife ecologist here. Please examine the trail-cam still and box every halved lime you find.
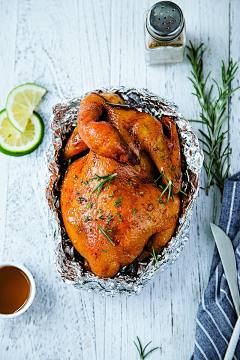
[0,109,44,157]
[6,83,47,133]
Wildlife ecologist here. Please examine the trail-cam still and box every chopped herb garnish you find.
[159,200,163,204]
[132,212,136,215]
[78,197,86,203]
[105,227,113,232]
[130,181,132,186]
[98,215,104,220]
[84,216,91,222]
[90,173,117,198]
[140,192,143,194]
[95,219,98,221]
[90,228,92,232]
[171,166,176,170]
[68,159,72,166]
[65,170,68,174]
[99,225,115,246]
[84,180,88,185]
[93,154,96,158]
[61,148,65,152]
[119,196,122,200]
[115,199,121,203]
[73,175,77,178]
[97,209,102,213]
[76,191,79,194]
[133,208,137,211]
[108,215,113,221]
[86,203,93,209]
[80,180,83,183]
[148,216,151,220]
[109,190,115,198]
[102,249,107,252]
[116,213,122,222]
[173,215,178,219]
[114,202,122,207]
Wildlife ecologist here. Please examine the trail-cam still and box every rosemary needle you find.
[98,225,115,246]
[105,101,129,108]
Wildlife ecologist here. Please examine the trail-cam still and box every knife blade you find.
[210,223,240,317]
[224,315,240,360]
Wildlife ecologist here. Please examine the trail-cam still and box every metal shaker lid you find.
[146,1,185,42]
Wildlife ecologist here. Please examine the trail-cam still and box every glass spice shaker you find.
[144,1,186,65]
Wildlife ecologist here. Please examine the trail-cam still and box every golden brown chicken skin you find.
[61,151,180,278]
[60,93,182,278]
[77,93,182,191]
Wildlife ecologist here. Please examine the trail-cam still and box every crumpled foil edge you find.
[45,86,203,296]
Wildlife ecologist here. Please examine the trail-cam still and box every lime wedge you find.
[6,83,47,133]
[0,109,44,157]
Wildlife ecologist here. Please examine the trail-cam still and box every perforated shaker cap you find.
[146,1,185,42]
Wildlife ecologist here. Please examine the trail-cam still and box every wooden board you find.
[0,0,239,359]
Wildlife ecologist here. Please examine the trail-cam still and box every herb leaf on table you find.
[187,41,240,196]
[134,336,159,359]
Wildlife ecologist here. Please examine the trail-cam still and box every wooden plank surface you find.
[0,0,239,359]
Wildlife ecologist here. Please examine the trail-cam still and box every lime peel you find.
[6,83,47,133]
[0,109,44,157]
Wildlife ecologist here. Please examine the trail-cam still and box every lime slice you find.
[6,83,47,133]
[0,109,44,157]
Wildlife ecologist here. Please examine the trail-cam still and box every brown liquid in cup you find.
[0,266,31,315]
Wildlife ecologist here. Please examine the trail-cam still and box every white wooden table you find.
[0,1,239,359]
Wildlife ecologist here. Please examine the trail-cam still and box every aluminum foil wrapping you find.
[45,86,203,296]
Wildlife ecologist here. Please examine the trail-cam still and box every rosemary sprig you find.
[105,101,129,108]
[134,336,159,360]
[187,41,240,196]
[89,173,117,197]
[155,170,187,203]
[149,246,163,268]
[98,225,115,246]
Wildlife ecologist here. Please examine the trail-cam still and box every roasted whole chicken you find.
[60,92,182,278]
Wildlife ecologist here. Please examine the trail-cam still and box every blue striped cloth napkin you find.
[191,172,240,360]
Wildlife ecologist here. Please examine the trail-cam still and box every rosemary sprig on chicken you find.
[89,173,117,197]
[154,170,187,203]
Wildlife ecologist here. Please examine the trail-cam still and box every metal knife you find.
[210,223,240,317]
[224,315,240,360]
